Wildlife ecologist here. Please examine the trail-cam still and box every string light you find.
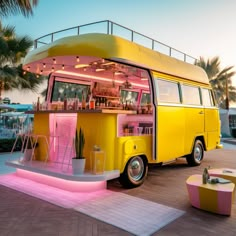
[62,64,65,70]
[27,66,30,71]
[76,56,80,62]
[52,67,55,72]
[43,63,46,68]
[53,58,56,64]
[95,68,105,72]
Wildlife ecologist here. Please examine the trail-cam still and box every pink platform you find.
[16,169,107,192]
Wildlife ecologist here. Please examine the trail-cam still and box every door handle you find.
[199,111,204,114]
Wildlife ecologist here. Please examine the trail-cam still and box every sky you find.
[3,0,236,103]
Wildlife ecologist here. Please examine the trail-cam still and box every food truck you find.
[8,21,222,188]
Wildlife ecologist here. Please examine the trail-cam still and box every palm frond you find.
[197,56,236,108]
[0,23,45,97]
[0,0,38,18]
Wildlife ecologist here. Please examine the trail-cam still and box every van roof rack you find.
[34,20,197,64]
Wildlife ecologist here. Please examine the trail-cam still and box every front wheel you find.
[119,156,148,188]
[186,140,204,166]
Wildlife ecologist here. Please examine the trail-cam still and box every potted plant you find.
[72,127,86,174]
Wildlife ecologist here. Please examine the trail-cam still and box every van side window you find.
[182,85,201,105]
[202,88,214,106]
[156,79,180,103]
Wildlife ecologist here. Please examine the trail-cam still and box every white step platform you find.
[5,160,120,192]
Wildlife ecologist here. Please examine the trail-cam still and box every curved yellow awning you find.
[23,33,209,84]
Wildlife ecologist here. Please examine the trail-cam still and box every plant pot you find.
[72,158,86,175]
[23,149,33,161]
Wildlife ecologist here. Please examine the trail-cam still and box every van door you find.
[184,106,204,153]
[202,88,220,150]
[182,85,204,154]
[155,79,185,162]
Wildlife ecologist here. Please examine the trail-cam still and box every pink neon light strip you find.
[0,172,111,209]
[16,169,107,192]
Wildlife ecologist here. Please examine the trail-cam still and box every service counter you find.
[25,109,138,165]
[27,109,151,153]
[25,109,152,167]
[6,108,153,189]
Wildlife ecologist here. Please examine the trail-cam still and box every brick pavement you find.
[0,140,235,236]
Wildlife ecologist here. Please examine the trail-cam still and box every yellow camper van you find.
[23,21,222,188]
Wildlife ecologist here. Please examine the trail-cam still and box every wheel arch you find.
[121,153,148,173]
[186,137,205,166]
[193,135,206,151]
[119,154,149,188]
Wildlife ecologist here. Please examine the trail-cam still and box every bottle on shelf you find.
[104,97,108,107]
[100,97,105,108]
[63,93,67,110]
[36,97,40,111]
[89,95,95,109]
[95,97,99,107]
[81,91,86,109]
[74,92,79,110]
[128,101,132,110]
[125,100,129,110]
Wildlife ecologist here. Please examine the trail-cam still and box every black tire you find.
[186,140,204,166]
[119,156,148,188]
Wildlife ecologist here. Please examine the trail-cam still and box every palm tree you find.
[195,56,236,109]
[0,22,45,101]
[0,0,38,18]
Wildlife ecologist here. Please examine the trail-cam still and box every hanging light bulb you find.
[53,58,56,64]
[43,63,46,68]
[62,64,65,70]
[76,56,80,62]
[23,71,26,75]
[40,70,43,74]
[52,67,55,72]
[27,66,30,71]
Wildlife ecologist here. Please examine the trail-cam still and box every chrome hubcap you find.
[194,145,202,161]
[128,156,144,181]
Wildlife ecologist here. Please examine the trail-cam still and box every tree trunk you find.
[225,78,229,110]
[0,81,3,102]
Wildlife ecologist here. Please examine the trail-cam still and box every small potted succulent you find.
[72,127,86,174]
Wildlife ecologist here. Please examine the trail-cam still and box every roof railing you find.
[34,20,198,64]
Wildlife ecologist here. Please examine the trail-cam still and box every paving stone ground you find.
[0,139,235,236]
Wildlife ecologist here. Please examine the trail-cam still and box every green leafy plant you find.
[75,127,85,159]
